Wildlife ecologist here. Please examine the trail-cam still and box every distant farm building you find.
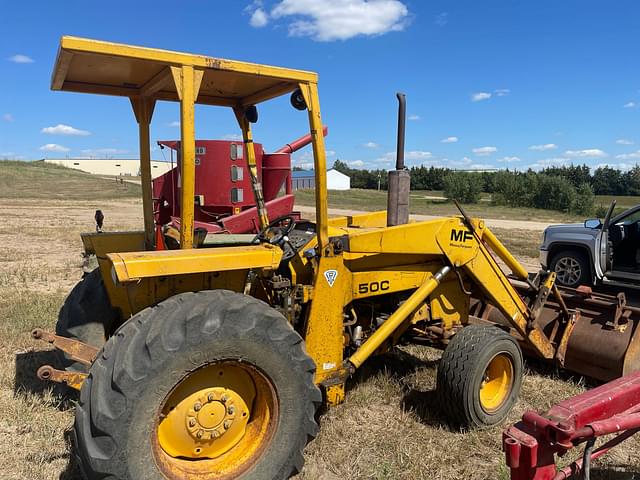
[41,158,173,178]
[292,169,350,190]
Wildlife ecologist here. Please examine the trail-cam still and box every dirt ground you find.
[1,197,639,480]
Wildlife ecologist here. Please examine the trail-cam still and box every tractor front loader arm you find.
[345,215,561,362]
[456,220,557,360]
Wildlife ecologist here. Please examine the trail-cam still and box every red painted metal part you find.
[503,370,640,479]
[170,195,298,234]
[153,128,326,236]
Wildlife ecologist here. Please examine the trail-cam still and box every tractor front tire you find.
[437,325,523,429]
[74,290,321,480]
[56,269,117,372]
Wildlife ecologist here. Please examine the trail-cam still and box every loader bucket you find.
[471,286,640,382]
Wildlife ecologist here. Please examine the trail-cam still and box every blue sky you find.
[1,0,639,172]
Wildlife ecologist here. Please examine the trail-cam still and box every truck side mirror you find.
[584,218,601,229]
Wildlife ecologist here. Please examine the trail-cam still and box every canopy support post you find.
[171,65,203,249]
[300,82,329,254]
[130,97,156,250]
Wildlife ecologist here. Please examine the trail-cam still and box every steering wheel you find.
[255,215,297,246]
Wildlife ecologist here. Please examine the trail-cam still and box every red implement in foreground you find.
[503,370,640,479]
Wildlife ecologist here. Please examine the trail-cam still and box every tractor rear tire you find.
[56,269,118,372]
[437,324,523,429]
[74,290,321,480]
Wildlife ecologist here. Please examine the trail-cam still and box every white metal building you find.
[292,169,351,191]
[326,169,350,190]
[42,158,173,178]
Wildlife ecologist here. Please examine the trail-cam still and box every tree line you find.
[330,160,640,215]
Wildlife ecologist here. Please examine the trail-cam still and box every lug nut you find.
[208,393,215,402]
[196,430,204,439]
[188,418,196,427]
[194,402,202,411]
[220,394,229,403]
[212,429,220,438]
[223,420,232,430]
[227,405,235,415]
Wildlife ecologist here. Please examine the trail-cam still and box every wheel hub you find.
[479,353,514,413]
[186,388,240,441]
[157,365,255,460]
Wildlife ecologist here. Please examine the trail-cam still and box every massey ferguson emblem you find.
[324,269,338,287]
[450,229,473,242]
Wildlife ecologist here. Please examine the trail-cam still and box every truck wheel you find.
[549,250,590,288]
[56,269,118,372]
[437,325,523,429]
[74,290,321,480]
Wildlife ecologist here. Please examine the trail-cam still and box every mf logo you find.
[324,269,338,287]
[450,229,473,242]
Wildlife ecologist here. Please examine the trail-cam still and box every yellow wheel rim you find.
[479,353,514,413]
[153,362,278,479]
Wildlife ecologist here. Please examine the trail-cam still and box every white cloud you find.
[347,160,365,168]
[435,12,448,27]
[373,153,395,165]
[222,133,243,141]
[169,121,180,127]
[41,124,91,136]
[596,162,636,171]
[0,152,25,160]
[270,0,410,41]
[441,136,458,143]
[624,101,637,108]
[472,146,497,156]
[296,162,314,170]
[3,113,14,122]
[80,148,129,156]
[450,156,472,166]
[405,150,432,160]
[40,143,70,153]
[374,150,431,165]
[471,92,492,102]
[497,156,521,163]
[530,157,572,169]
[615,150,640,160]
[250,8,269,27]
[408,114,420,121]
[467,163,495,170]
[494,89,510,97]
[363,141,379,149]
[529,143,557,151]
[616,139,634,145]
[564,148,607,158]
[8,54,33,64]
[326,150,336,156]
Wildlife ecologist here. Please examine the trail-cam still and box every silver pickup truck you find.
[540,201,640,289]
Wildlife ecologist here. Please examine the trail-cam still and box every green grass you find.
[295,189,585,223]
[0,160,141,200]
[296,188,640,224]
[594,194,640,209]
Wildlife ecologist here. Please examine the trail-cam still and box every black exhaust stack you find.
[387,92,410,226]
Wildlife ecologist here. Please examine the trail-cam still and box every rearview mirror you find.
[584,218,602,229]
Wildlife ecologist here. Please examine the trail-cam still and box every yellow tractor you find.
[34,37,640,479]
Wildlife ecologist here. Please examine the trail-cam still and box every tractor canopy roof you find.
[51,36,318,107]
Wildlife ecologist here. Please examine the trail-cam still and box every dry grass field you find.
[1,162,639,479]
